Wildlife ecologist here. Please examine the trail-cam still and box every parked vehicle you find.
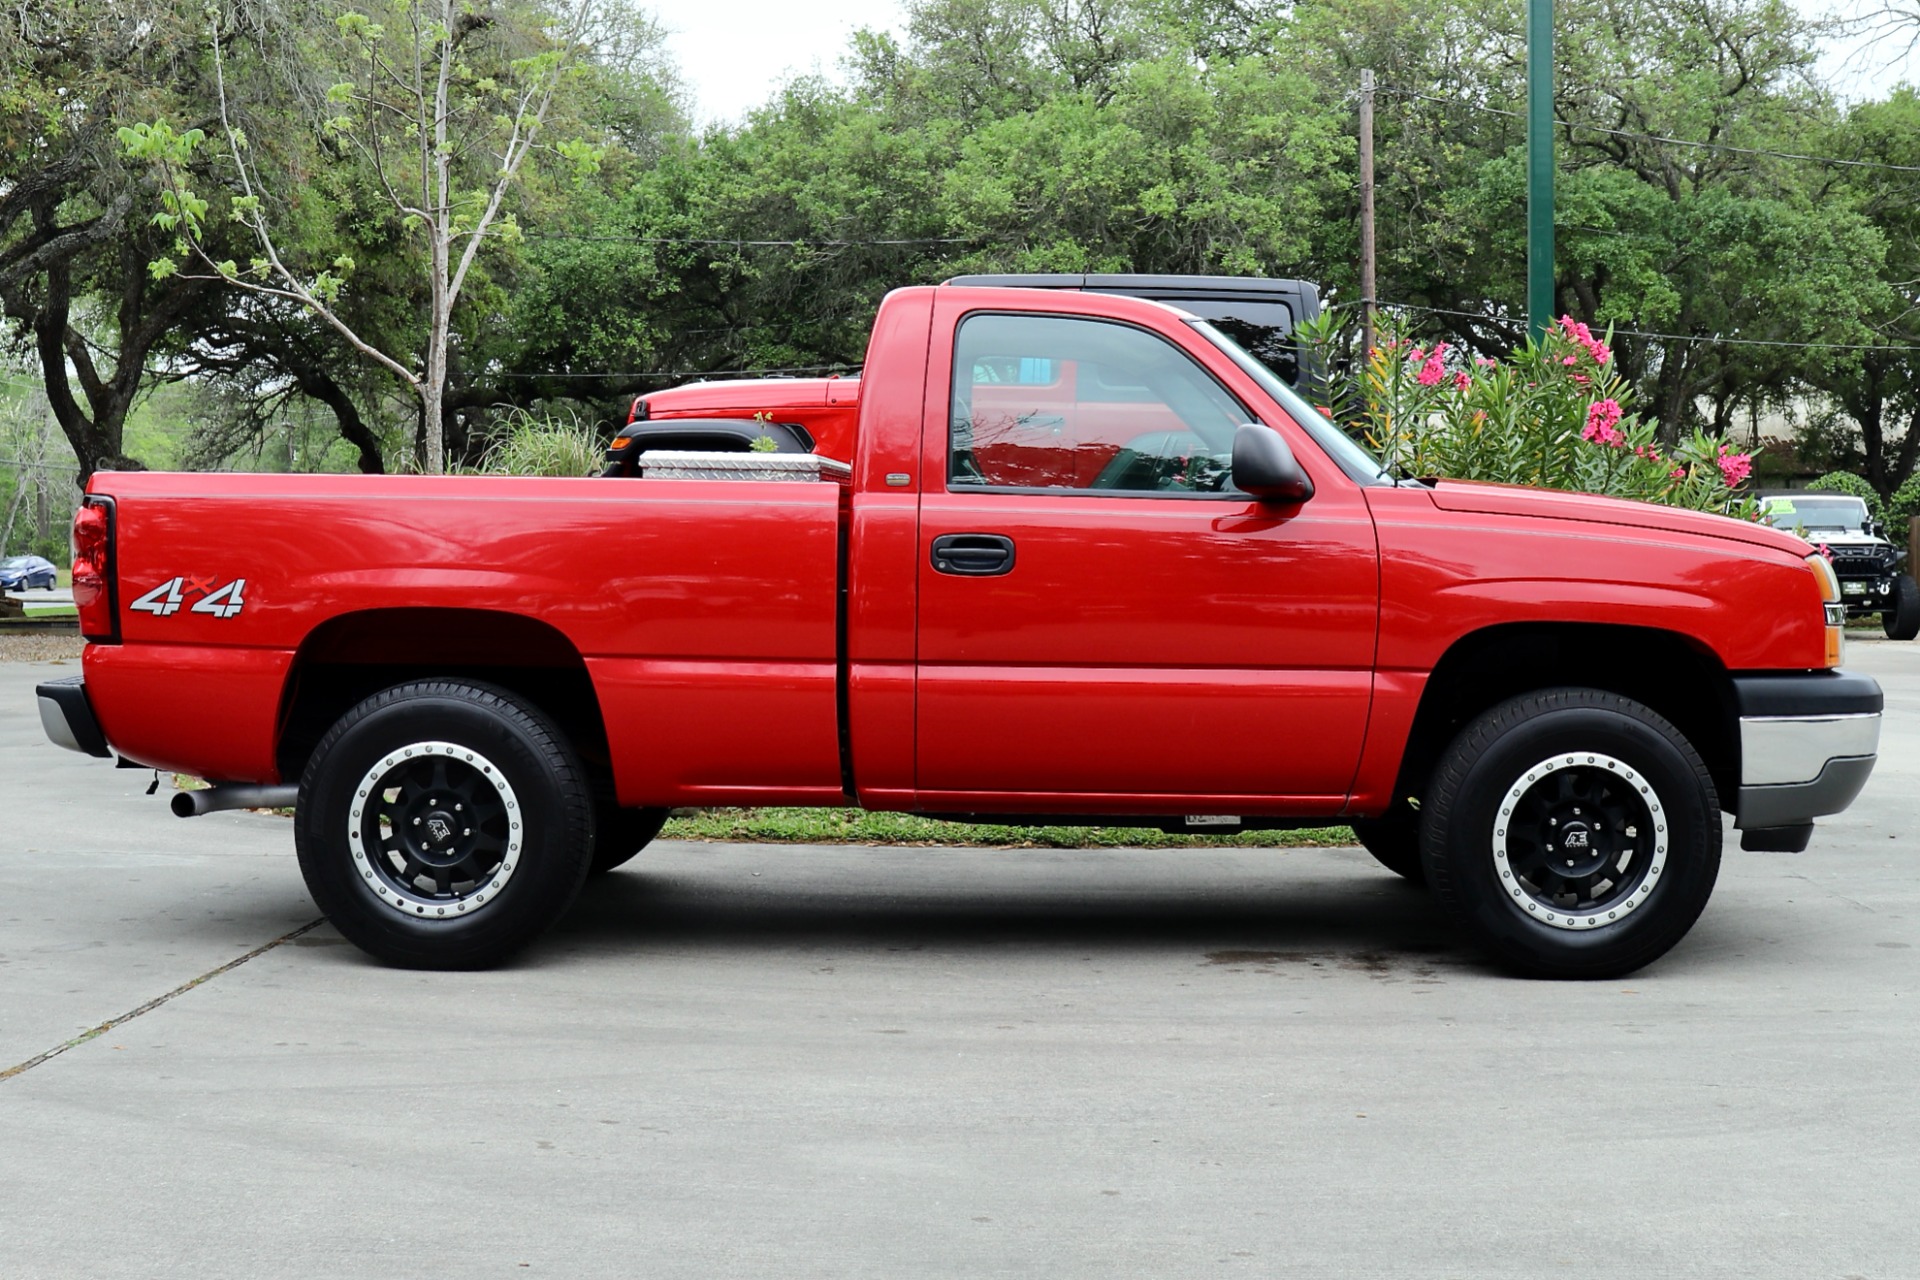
[942,273,1322,387]
[1,554,57,591]
[40,285,1879,978]
[1757,493,1920,640]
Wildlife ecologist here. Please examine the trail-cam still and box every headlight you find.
[1807,553,1844,666]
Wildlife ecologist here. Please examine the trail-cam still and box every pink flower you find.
[1563,355,1579,366]
[1417,357,1445,387]
[1634,444,1661,461]
[1571,374,1590,385]
[1557,314,1613,364]
[1475,356,1497,368]
[1716,449,1752,487]
[1453,371,1472,390]
[1671,467,1687,479]
[1316,405,1335,418]
[1582,398,1625,447]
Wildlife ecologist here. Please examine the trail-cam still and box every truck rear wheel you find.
[295,681,595,969]
[1884,574,1920,640]
[591,805,670,875]
[1421,688,1720,979]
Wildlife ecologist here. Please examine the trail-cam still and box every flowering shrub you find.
[1306,316,1755,518]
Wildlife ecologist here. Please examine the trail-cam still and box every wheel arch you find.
[275,608,611,786]
[1390,622,1739,815]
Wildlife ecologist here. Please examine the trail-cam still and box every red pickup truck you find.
[39,285,1881,978]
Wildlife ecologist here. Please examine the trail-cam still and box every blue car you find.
[0,555,57,592]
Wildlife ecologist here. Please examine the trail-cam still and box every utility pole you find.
[1527,0,1554,343]
[1359,68,1378,359]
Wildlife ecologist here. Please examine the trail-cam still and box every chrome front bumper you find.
[1732,670,1882,837]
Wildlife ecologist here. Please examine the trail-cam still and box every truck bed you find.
[86,472,848,804]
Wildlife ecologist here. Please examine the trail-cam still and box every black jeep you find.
[1758,492,1920,640]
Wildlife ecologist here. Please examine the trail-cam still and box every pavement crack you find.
[0,917,327,1082]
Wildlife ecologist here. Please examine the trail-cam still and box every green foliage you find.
[1889,474,1920,529]
[1313,314,1755,517]
[477,407,606,477]
[12,0,1920,494]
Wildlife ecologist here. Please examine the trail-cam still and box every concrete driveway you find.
[3,643,1918,1277]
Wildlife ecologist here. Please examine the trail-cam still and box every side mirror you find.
[1232,424,1314,503]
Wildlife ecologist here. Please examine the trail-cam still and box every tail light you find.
[70,496,117,642]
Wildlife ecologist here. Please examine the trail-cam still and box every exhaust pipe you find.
[171,784,299,818]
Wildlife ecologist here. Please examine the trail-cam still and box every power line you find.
[1387,301,1920,352]
[1387,87,1920,176]
[519,232,973,248]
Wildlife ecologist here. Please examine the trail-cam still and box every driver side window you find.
[950,313,1251,494]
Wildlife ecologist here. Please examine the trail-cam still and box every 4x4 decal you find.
[129,576,247,619]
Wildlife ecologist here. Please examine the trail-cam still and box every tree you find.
[122,0,656,472]
[1792,89,1920,497]
[0,1,226,480]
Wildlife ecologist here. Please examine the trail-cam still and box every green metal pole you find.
[1527,0,1554,344]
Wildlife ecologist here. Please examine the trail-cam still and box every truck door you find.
[913,302,1380,814]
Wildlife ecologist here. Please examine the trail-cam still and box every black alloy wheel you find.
[296,680,595,969]
[1422,688,1720,979]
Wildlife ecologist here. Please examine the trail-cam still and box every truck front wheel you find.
[1421,689,1721,979]
[295,681,596,969]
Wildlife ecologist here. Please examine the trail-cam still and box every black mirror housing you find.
[1232,423,1314,503]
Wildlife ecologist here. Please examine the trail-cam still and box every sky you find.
[659,0,1918,126]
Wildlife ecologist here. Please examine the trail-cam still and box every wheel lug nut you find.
[413,817,421,825]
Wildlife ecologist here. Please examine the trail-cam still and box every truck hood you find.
[1425,478,1809,557]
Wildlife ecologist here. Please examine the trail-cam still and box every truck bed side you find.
[85,472,845,805]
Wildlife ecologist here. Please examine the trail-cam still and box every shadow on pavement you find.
[543,864,1471,967]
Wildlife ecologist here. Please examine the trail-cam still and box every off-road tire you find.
[1351,805,1425,883]
[590,805,670,875]
[1422,688,1720,979]
[295,680,595,969]
[1884,574,1920,641]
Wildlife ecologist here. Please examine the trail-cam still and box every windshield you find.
[1759,497,1869,535]
[1,557,31,569]
[1187,319,1391,484]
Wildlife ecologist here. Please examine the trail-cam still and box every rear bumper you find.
[1731,670,1881,832]
[36,676,111,758]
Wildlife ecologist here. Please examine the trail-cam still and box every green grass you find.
[164,778,1356,849]
[659,807,1356,848]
